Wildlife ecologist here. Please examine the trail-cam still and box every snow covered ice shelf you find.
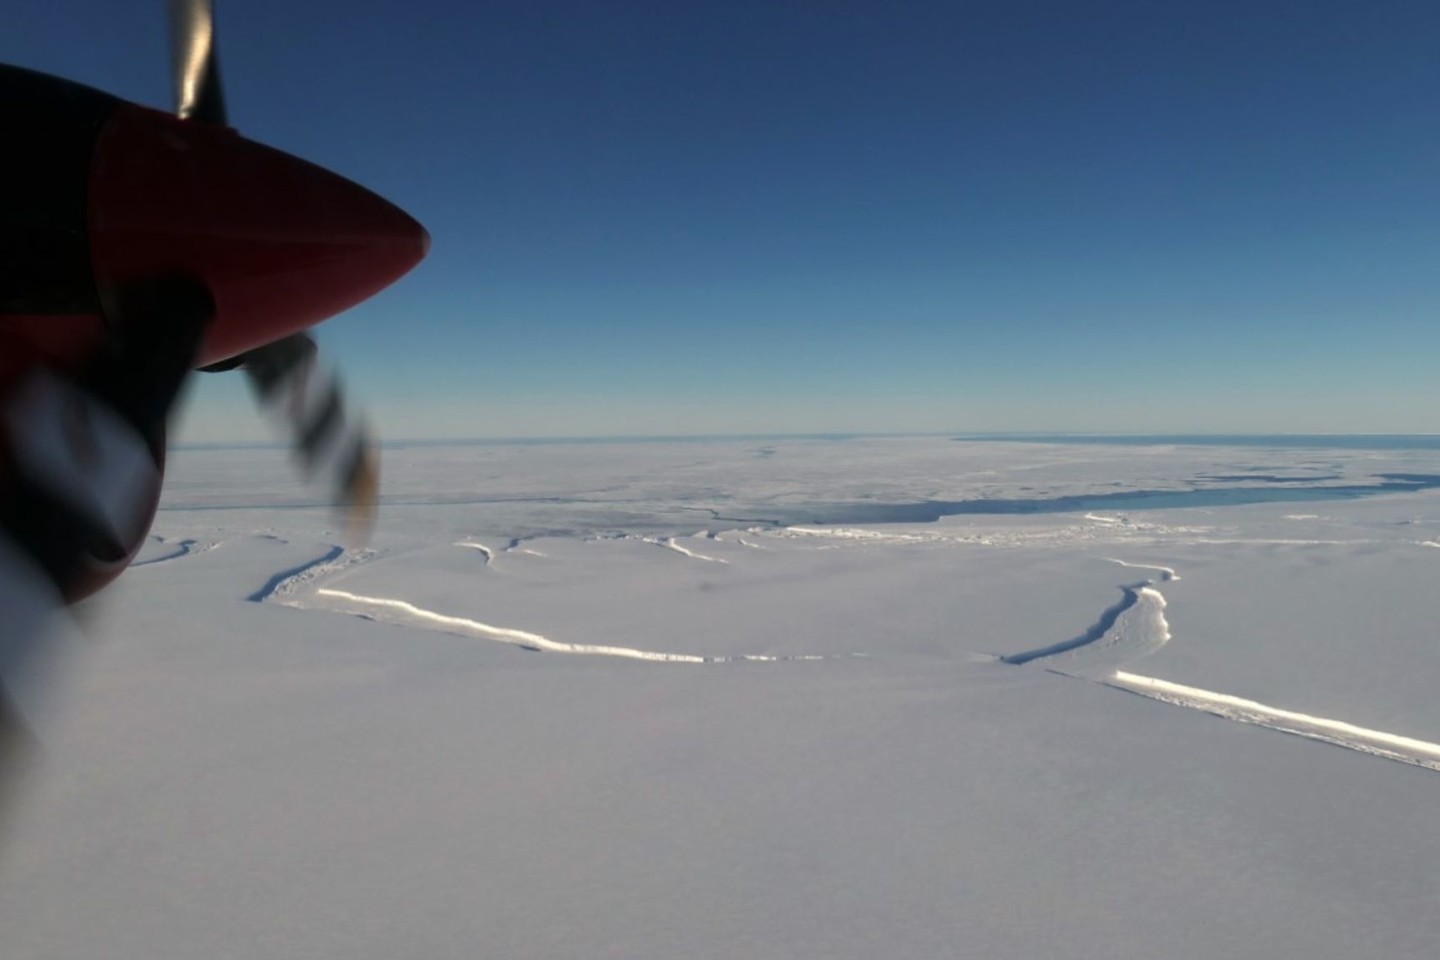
[3,437,1440,959]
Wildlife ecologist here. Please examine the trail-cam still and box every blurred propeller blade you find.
[242,334,380,541]
[168,0,228,125]
[167,0,390,535]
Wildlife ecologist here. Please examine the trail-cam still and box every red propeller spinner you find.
[90,103,429,368]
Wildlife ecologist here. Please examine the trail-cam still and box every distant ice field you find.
[3,436,1439,959]
[953,432,1440,450]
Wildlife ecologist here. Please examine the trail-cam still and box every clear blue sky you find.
[8,2,1440,439]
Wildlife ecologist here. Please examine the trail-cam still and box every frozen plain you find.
[2,435,1439,959]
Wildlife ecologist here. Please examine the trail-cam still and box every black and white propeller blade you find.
[166,0,382,539]
[243,336,380,539]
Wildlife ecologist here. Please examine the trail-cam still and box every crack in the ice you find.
[132,537,216,566]
[688,475,1440,529]
[1006,578,1440,773]
[499,536,548,557]
[1001,584,1146,665]
[253,528,1440,773]
[248,546,346,602]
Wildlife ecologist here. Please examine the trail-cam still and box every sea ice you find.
[3,436,1439,959]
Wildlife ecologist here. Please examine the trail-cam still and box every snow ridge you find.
[1106,671,1440,773]
[455,541,496,566]
[648,536,729,564]
[313,588,836,664]
[1104,558,1180,582]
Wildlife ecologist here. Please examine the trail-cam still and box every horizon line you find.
[170,429,1440,452]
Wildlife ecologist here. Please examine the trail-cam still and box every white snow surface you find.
[4,436,1440,959]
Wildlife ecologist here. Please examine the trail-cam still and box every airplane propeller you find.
[167,0,381,538]
[169,0,226,126]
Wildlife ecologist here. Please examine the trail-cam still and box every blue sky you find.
[8,2,1440,438]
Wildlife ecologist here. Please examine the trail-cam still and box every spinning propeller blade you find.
[244,335,380,540]
[168,0,227,126]
[165,0,384,538]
